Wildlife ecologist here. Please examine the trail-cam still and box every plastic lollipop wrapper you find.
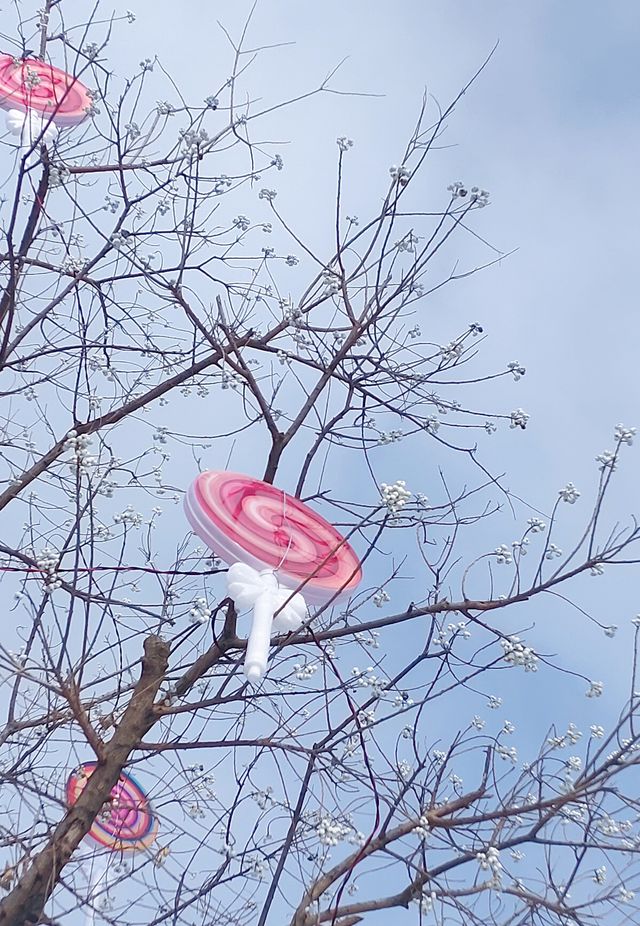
[184,471,362,682]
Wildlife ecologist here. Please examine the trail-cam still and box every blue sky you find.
[118,0,640,492]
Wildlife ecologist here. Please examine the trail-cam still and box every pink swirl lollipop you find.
[0,54,92,126]
[184,471,362,680]
[66,762,158,852]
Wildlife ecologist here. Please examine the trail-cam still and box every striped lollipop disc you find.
[0,54,92,125]
[67,762,158,852]
[184,471,362,605]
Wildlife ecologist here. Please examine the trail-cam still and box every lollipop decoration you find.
[184,471,362,682]
[66,761,158,852]
[0,54,92,148]
[67,762,158,925]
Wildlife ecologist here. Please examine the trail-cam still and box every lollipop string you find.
[274,488,294,573]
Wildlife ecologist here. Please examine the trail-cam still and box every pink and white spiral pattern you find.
[67,762,158,852]
[0,55,91,125]
[185,471,362,603]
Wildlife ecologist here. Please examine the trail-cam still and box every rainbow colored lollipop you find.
[0,54,92,147]
[185,471,362,682]
[66,762,157,852]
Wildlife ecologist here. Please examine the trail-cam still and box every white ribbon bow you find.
[6,108,58,150]
[226,562,307,683]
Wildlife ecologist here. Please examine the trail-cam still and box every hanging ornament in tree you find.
[0,53,92,147]
[66,762,158,852]
[184,471,362,682]
[67,762,158,925]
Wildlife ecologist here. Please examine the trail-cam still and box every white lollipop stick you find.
[84,858,108,926]
[226,563,307,683]
[245,579,277,683]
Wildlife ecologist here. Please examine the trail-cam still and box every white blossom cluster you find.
[294,662,318,680]
[447,182,490,206]
[439,341,463,362]
[378,430,403,445]
[252,786,273,810]
[500,636,538,671]
[373,589,390,608]
[414,891,437,914]
[509,408,530,430]
[380,480,411,514]
[494,544,513,565]
[476,846,502,885]
[153,426,169,444]
[597,815,633,837]
[614,423,636,445]
[316,815,362,847]
[548,722,582,750]
[63,430,95,470]
[496,744,518,763]
[586,680,604,698]
[512,538,529,556]
[595,450,617,472]
[351,666,386,696]
[396,231,419,253]
[507,361,526,380]
[353,630,380,648]
[156,101,176,116]
[322,268,341,295]
[221,369,243,390]
[413,811,431,838]
[179,127,210,157]
[36,547,61,593]
[189,598,211,625]
[389,164,411,185]
[397,760,412,780]
[49,165,70,188]
[392,691,414,708]
[61,256,87,275]
[113,505,144,527]
[336,136,354,152]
